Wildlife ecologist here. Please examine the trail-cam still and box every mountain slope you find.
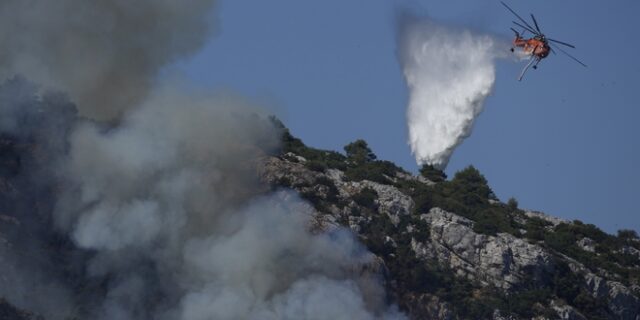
[258,123,640,319]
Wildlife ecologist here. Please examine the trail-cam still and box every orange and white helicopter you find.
[501,1,586,80]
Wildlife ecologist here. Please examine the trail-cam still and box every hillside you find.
[257,121,640,319]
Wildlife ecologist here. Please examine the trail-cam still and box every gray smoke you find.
[0,0,216,120]
[54,85,404,319]
[0,2,406,318]
[0,59,404,320]
[0,77,79,319]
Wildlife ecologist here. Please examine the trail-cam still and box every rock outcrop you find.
[416,208,553,290]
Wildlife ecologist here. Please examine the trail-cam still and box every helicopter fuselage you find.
[513,36,550,59]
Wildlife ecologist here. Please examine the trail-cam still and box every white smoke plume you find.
[398,16,507,169]
[0,0,216,121]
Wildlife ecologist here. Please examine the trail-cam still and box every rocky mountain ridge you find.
[256,124,640,319]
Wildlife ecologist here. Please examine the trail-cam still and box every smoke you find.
[54,85,403,319]
[0,73,403,320]
[398,16,506,169]
[0,2,408,318]
[0,77,79,319]
[0,0,216,121]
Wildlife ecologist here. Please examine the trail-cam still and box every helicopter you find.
[501,1,586,81]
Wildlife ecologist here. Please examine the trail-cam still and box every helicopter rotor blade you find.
[549,46,556,55]
[547,38,576,49]
[512,21,539,36]
[530,14,542,34]
[550,43,587,67]
[501,1,538,35]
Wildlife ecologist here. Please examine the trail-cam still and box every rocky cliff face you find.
[258,131,640,319]
[416,208,553,291]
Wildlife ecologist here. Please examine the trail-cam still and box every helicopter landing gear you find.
[533,58,542,70]
[518,57,537,81]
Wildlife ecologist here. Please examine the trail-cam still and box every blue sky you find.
[176,0,640,234]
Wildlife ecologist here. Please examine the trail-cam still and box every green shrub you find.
[503,288,553,318]
[553,261,581,303]
[343,160,401,184]
[361,214,395,257]
[411,217,431,243]
[426,166,495,218]
[315,176,339,203]
[507,197,519,211]
[524,217,551,241]
[412,191,433,215]
[276,176,291,187]
[305,160,327,172]
[344,139,376,165]
[451,165,495,200]
[475,208,521,236]
[353,187,378,210]
[618,229,639,240]
[275,119,348,170]
[419,164,447,182]
[473,217,500,236]
[300,190,325,212]
[543,222,640,286]
[454,296,498,319]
